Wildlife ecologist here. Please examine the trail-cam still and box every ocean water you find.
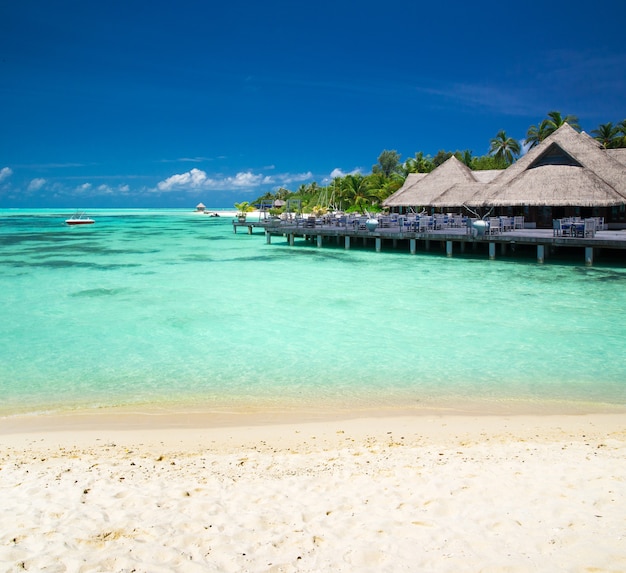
[1,208,626,417]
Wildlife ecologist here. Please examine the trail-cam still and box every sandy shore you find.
[1,412,625,572]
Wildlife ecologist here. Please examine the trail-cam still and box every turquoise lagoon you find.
[1,209,625,417]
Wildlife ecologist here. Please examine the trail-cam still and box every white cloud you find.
[157,168,208,191]
[0,167,13,182]
[27,178,46,191]
[160,156,215,163]
[76,183,92,193]
[229,172,263,187]
[278,171,313,185]
[156,169,275,192]
[329,167,361,179]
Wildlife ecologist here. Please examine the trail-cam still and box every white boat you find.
[65,212,95,225]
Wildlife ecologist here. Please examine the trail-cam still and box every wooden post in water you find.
[537,244,545,263]
[375,238,382,252]
[289,233,294,246]
[317,234,323,248]
[345,236,351,250]
[446,241,453,257]
[265,230,271,244]
[489,242,496,260]
[585,247,594,266]
[410,238,416,254]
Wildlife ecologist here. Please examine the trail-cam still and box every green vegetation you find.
[489,130,521,165]
[591,122,623,149]
[234,201,255,219]
[525,111,580,149]
[247,113,626,213]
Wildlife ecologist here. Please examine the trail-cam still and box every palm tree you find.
[367,172,404,203]
[403,152,434,174]
[525,111,580,149]
[234,201,254,220]
[525,121,549,149]
[618,119,626,148]
[591,122,621,149]
[489,130,521,165]
[341,174,378,213]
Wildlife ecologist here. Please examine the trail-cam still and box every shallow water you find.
[1,209,625,416]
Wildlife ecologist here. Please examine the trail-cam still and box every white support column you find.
[537,244,545,264]
[345,236,351,250]
[317,234,323,248]
[410,238,416,254]
[585,247,594,266]
[489,242,496,260]
[375,237,382,252]
[289,233,294,246]
[446,241,453,257]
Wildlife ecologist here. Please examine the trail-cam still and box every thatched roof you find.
[429,182,485,208]
[382,173,427,207]
[472,164,626,207]
[385,124,626,210]
[607,148,626,167]
[471,170,501,183]
[422,169,504,208]
[473,123,626,207]
[383,156,482,208]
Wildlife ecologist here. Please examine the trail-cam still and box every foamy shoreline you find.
[1,412,625,571]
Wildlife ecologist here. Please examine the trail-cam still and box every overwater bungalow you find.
[384,123,626,228]
[238,123,626,265]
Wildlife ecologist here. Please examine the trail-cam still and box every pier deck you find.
[233,220,626,265]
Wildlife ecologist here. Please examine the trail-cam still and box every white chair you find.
[584,219,596,238]
[488,217,501,235]
[500,216,513,231]
[418,217,432,232]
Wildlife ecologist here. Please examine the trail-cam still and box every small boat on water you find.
[65,212,95,225]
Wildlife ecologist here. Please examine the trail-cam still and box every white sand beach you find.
[1,412,625,572]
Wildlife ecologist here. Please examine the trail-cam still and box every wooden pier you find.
[234,219,626,265]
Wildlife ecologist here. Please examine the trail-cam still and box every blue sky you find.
[1,0,625,208]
